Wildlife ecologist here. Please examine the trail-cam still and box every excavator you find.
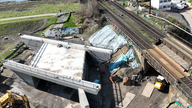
[0,90,30,108]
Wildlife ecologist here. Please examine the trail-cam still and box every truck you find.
[154,75,167,90]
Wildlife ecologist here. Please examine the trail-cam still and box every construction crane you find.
[0,90,30,108]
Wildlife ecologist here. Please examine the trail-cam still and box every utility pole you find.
[149,1,151,14]
[136,0,139,14]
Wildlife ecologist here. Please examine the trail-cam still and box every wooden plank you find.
[141,82,154,98]
[117,92,135,108]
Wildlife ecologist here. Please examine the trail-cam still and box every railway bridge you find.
[97,1,192,100]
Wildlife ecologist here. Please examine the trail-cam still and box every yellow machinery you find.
[0,90,30,108]
[154,75,166,90]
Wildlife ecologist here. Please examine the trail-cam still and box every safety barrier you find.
[3,60,101,95]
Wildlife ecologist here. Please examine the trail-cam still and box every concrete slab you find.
[54,15,68,28]
[141,82,154,98]
[117,92,135,108]
[30,43,85,79]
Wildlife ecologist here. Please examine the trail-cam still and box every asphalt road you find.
[0,13,56,21]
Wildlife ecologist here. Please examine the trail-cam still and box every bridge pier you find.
[143,58,150,74]
[78,88,90,108]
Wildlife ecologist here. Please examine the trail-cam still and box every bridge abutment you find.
[14,71,40,87]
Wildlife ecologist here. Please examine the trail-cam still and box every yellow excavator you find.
[0,90,30,108]
[154,75,167,90]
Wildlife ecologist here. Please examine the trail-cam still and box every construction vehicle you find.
[154,75,166,90]
[0,90,30,108]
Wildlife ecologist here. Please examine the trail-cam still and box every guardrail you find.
[4,60,101,95]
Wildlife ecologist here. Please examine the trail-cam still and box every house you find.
[151,0,172,10]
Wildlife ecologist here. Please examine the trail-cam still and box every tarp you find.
[44,27,79,37]
[88,26,127,53]
[131,60,139,69]
[109,48,139,73]
[125,48,134,59]
[109,54,128,73]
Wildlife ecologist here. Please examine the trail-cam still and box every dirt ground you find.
[0,49,81,108]
[100,42,169,108]
[0,0,79,54]
[0,19,46,55]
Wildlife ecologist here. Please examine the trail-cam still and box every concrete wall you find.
[21,38,43,52]
[168,85,192,107]
[21,35,112,61]
[14,71,40,87]
[83,52,89,80]
[4,60,101,95]
[78,88,90,108]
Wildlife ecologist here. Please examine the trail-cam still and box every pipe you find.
[153,45,185,73]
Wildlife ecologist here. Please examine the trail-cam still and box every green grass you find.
[116,1,125,5]
[74,14,84,24]
[103,2,153,42]
[0,44,10,53]
[0,15,53,24]
[0,3,80,19]
[62,15,77,27]
[189,0,192,3]
[140,14,162,30]
[2,44,9,49]
[104,2,119,14]
[122,17,153,42]
[36,17,59,34]
[0,19,44,35]
[44,17,58,28]
[0,45,17,62]
[140,1,150,5]
[0,44,28,67]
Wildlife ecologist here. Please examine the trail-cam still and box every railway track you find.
[109,1,192,70]
[109,1,165,40]
[98,1,152,50]
[96,1,192,97]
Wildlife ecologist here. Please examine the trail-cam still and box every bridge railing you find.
[4,60,101,94]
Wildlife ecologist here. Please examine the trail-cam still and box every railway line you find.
[98,1,152,50]
[109,1,165,40]
[96,1,192,98]
[109,1,192,71]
